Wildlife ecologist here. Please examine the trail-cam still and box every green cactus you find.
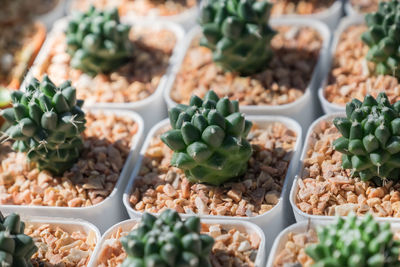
[65,5,133,76]
[332,92,400,184]
[0,75,86,175]
[0,212,38,267]
[120,209,214,267]
[199,0,276,76]
[306,213,400,267]
[361,0,400,79]
[161,90,253,186]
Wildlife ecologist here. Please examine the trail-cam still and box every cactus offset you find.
[0,212,38,267]
[161,91,253,186]
[306,213,400,267]
[332,93,400,184]
[361,0,400,79]
[199,0,276,75]
[0,75,86,175]
[66,5,133,76]
[121,209,214,267]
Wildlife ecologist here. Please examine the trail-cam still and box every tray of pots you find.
[291,91,400,222]
[26,5,184,132]
[345,0,390,15]
[0,211,101,266]
[88,209,266,267]
[268,213,400,267]
[320,0,400,114]
[123,90,302,254]
[0,75,144,233]
[164,0,331,134]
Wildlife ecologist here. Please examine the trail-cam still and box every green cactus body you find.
[66,5,133,76]
[306,213,400,267]
[121,209,214,267]
[361,0,400,79]
[161,90,253,186]
[333,93,400,184]
[0,75,86,175]
[199,0,276,75]
[0,212,38,267]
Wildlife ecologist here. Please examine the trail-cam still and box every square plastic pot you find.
[163,17,331,138]
[1,109,144,233]
[24,17,185,133]
[88,217,266,267]
[122,115,302,255]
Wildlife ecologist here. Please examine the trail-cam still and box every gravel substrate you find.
[171,26,322,106]
[324,24,400,106]
[0,112,138,207]
[96,222,261,267]
[349,0,389,13]
[270,0,335,16]
[129,122,297,217]
[295,118,400,217]
[34,26,176,104]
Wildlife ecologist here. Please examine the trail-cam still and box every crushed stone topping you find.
[129,123,297,217]
[296,119,400,218]
[350,0,389,13]
[0,112,138,207]
[96,223,261,267]
[324,24,400,106]
[171,26,322,107]
[26,223,97,267]
[35,26,176,104]
[270,0,335,16]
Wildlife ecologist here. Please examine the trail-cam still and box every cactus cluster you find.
[333,93,400,184]
[0,75,86,175]
[306,213,400,267]
[361,0,400,79]
[121,209,214,267]
[0,212,37,267]
[66,5,133,76]
[161,91,253,186]
[199,0,276,75]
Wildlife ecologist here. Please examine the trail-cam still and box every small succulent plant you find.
[161,90,253,186]
[120,209,214,267]
[0,212,38,267]
[66,5,133,76]
[333,93,400,184]
[199,0,276,75]
[306,213,400,267]
[0,75,86,175]
[361,0,400,79]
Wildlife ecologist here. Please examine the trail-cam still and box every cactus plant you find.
[120,209,214,267]
[306,213,400,267]
[65,5,133,76]
[0,212,38,267]
[161,90,253,186]
[0,75,86,175]
[361,0,400,79]
[199,0,276,75]
[332,92,400,184]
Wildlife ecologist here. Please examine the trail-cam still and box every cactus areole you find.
[306,213,400,267]
[120,209,214,267]
[0,212,38,267]
[361,0,400,79]
[333,92,400,184]
[0,75,86,175]
[161,91,253,186]
[66,5,133,76]
[199,0,276,76]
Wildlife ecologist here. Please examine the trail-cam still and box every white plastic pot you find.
[123,115,302,255]
[88,218,266,267]
[36,0,67,31]
[164,18,331,137]
[1,109,144,233]
[266,218,400,267]
[25,17,185,133]
[318,15,365,115]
